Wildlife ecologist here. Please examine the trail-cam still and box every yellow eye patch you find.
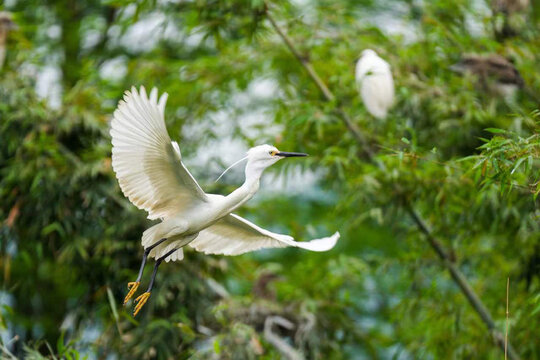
[269,150,278,156]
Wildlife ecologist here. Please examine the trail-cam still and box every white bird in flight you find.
[355,49,395,119]
[111,86,340,315]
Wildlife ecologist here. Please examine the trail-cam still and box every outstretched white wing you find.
[111,86,208,220]
[189,214,339,255]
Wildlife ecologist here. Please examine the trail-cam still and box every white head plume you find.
[215,155,249,182]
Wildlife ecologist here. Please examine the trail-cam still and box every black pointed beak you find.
[276,152,308,158]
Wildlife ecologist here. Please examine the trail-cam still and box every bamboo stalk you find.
[265,8,520,360]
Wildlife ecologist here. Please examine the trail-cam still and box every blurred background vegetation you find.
[0,0,539,359]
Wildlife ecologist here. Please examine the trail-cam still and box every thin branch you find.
[264,316,304,360]
[266,11,374,159]
[265,8,521,360]
[0,336,19,360]
[406,205,518,359]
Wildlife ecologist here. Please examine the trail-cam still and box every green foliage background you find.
[0,0,539,358]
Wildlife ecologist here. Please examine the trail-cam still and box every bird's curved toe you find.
[133,292,151,316]
[123,281,140,305]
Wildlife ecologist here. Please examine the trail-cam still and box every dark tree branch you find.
[264,316,304,360]
[266,11,374,159]
[265,8,521,360]
[58,0,82,88]
[405,205,519,359]
[92,6,117,60]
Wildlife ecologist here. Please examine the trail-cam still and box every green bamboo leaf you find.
[484,128,506,134]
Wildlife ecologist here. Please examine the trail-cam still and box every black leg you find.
[136,238,168,283]
[134,250,148,284]
[124,238,168,305]
[146,247,180,293]
[133,246,180,316]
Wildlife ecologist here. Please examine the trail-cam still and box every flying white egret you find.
[355,49,395,119]
[111,86,340,316]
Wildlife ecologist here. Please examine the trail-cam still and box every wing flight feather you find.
[111,86,207,220]
[189,214,339,255]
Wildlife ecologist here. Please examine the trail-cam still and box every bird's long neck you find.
[218,161,265,214]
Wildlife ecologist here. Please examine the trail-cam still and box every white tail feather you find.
[142,224,161,248]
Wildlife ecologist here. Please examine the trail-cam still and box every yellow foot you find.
[123,282,140,305]
[133,292,151,316]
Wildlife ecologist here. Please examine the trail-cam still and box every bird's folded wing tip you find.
[327,232,340,248]
[300,231,340,252]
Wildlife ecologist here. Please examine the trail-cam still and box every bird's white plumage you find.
[111,86,339,262]
[111,86,208,221]
[190,214,340,255]
[355,49,395,119]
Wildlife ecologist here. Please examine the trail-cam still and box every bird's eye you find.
[269,150,277,156]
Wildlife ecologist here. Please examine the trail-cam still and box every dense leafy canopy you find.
[1,0,539,359]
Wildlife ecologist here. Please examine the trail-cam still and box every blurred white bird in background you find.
[355,49,395,119]
[110,86,340,315]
